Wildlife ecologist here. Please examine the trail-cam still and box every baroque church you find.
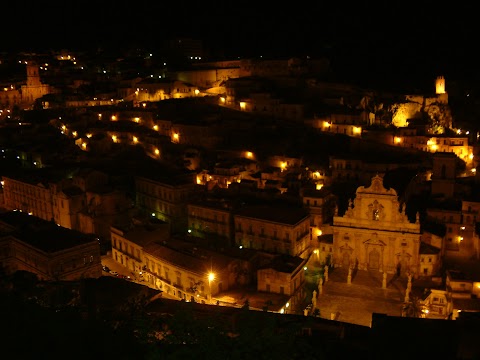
[332,175,421,277]
[0,62,51,110]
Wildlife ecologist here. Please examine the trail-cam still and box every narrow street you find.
[100,255,180,300]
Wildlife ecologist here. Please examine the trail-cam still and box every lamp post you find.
[208,272,215,304]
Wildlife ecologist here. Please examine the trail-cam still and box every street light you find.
[208,272,215,304]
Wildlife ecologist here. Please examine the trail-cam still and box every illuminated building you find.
[0,62,51,111]
[234,205,311,258]
[0,210,101,281]
[110,222,252,302]
[2,175,54,221]
[135,173,196,234]
[187,199,234,244]
[257,254,306,306]
[332,175,421,277]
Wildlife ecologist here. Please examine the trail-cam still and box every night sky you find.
[4,1,480,91]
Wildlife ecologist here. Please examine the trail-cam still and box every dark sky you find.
[5,1,480,90]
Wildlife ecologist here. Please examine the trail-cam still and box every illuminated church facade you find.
[0,62,51,110]
[332,175,421,277]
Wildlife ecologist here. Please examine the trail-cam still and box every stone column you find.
[347,267,352,284]
[405,273,412,302]
[324,265,329,282]
[382,271,387,289]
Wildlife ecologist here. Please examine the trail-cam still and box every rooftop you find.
[258,254,305,273]
[143,237,252,275]
[234,204,309,225]
[0,211,97,253]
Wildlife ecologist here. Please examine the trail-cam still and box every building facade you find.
[332,175,421,277]
[234,205,311,258]
[135,174,196,234]
[2,175,54,221]
[0,211,101,281]
[187,199,234,245]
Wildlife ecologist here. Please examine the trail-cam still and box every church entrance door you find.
[368,248,380,270]
[342,251,351,269]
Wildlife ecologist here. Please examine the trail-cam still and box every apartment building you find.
[300,187,337,244]
[418,242,442,277]
[110,218,170,275]
[111,222,255,302]
[2,173,56,221]
[257,254,306,309]
[135,172,197,234]
[0,210,101,281]
[2,168,131,244]
[234,205,311,258]
[187,198,235,245]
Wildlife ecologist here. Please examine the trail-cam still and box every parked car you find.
[109,270,118,276]
[102,265,110,272]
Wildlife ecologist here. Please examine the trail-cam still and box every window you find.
[280,286,285,294]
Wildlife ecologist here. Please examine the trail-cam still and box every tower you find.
[435,76,445,95]
[434,75,448,104]
[21,61,50,106]
[26,62,41,87]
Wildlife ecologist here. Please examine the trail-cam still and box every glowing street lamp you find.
[208,272,215,304]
